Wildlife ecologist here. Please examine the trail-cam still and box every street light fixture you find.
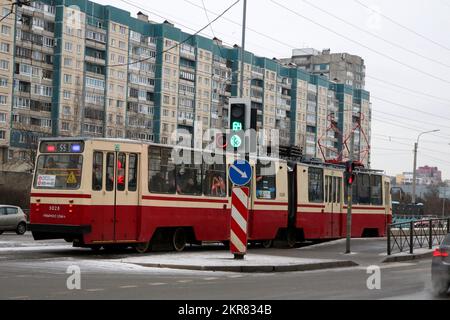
[412,129,440,204]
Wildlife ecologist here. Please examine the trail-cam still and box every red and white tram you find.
[28,138,392,252]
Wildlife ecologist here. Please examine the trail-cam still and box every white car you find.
[0,205,27,235]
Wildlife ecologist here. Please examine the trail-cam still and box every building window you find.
[63,90,71,100]
[63,74,72,84]
[1,25,10,35]
[0,42,9,53]
[64,41,72,52]
[0,95,7,105]
[0,78,7,87]
[61,122,70,131]
[0,112,5,123]
[0,60,9,70]
[0,130,5,140]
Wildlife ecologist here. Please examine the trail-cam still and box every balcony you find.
[85,38,106,51]
[180,49,196,61]
[85,55,105,66]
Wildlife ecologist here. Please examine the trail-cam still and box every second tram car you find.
[28,138,392,252]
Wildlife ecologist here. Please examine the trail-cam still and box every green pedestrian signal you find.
[230,135,242,148]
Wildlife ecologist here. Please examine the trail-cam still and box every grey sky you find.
[95,0,450,179]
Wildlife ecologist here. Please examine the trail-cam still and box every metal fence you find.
[387,218,450,255]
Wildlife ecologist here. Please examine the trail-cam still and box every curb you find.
[382,251,433,263]
[129,260,358,273]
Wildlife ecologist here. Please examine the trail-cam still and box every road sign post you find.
[228,160,252,260]
[230,187,250,260]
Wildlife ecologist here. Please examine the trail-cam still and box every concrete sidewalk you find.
[121,252,357,273]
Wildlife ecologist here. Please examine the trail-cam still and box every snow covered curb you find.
[121,252,358,273]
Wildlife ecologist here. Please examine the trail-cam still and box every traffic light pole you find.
[239,0,247,99]
[345,134,354,254]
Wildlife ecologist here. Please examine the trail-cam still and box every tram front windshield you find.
[34,155,83,190]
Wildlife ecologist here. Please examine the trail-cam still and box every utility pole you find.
[239,0,247,98]
[412,130,440,204]
[346,133,354,254]
[412,142,418,204]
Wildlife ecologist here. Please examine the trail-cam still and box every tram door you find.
[324,174,342,238]
[114,152,140,242]
[324,175,333,238]
[91,151,115,242]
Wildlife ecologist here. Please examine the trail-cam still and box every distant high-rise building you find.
[281,48,366,89]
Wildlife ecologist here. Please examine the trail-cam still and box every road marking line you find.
[228,275,244,278]
[86,289,105,292]
[9,296,29,299]
[119,285,138,289]
[203,277,219,281]
[177,280,193,283]
[149,282,166,286]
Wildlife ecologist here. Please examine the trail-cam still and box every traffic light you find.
[230,103,246,132]
[345,161,356,186]
[229,98,252,131]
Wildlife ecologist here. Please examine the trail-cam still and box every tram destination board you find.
[39,141,85,154]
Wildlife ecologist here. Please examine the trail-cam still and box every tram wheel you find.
[135,241,151,254]
[89,245,102,252]
[172,228,187,252]
[262,240,273,249]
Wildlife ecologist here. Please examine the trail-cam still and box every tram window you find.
[106,153,115,192]
[308,168,324,203]
[203,158,226,197]
[176,151,202,196]
[256,161,276,200]
[117,153,126,192]
[370,175,382,205]
[128,154,138,192]
[324,176,330,203]
[34,155,83,190]
[357,173,371,204]
[92,152,103,191]
[337,177,342,203]
[148,146,176,194]
[332,177,337,203]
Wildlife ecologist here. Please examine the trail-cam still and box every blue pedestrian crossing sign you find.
[229,160,252,186]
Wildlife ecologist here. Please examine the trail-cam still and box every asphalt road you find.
[0,233,447,300]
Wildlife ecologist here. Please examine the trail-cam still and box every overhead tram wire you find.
[372,109,450,131]
[371,95,450,122]
[114,0,272,87]
[269,0,450,86]
[117,0,286,60]
[300,0,450,70]
[352,0,450,54]
[366,75,450,105]
[373,136,450,157]
[372,116,450,140]
[183,0,450,106]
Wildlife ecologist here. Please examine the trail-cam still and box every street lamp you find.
[412,129,440,204]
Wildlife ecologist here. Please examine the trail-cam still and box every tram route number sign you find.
[229,160,252,186]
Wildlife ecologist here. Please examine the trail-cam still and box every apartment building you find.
[282,48,366,90]
[0,0,372,171]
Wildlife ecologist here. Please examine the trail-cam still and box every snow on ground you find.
[121,251,338,267]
